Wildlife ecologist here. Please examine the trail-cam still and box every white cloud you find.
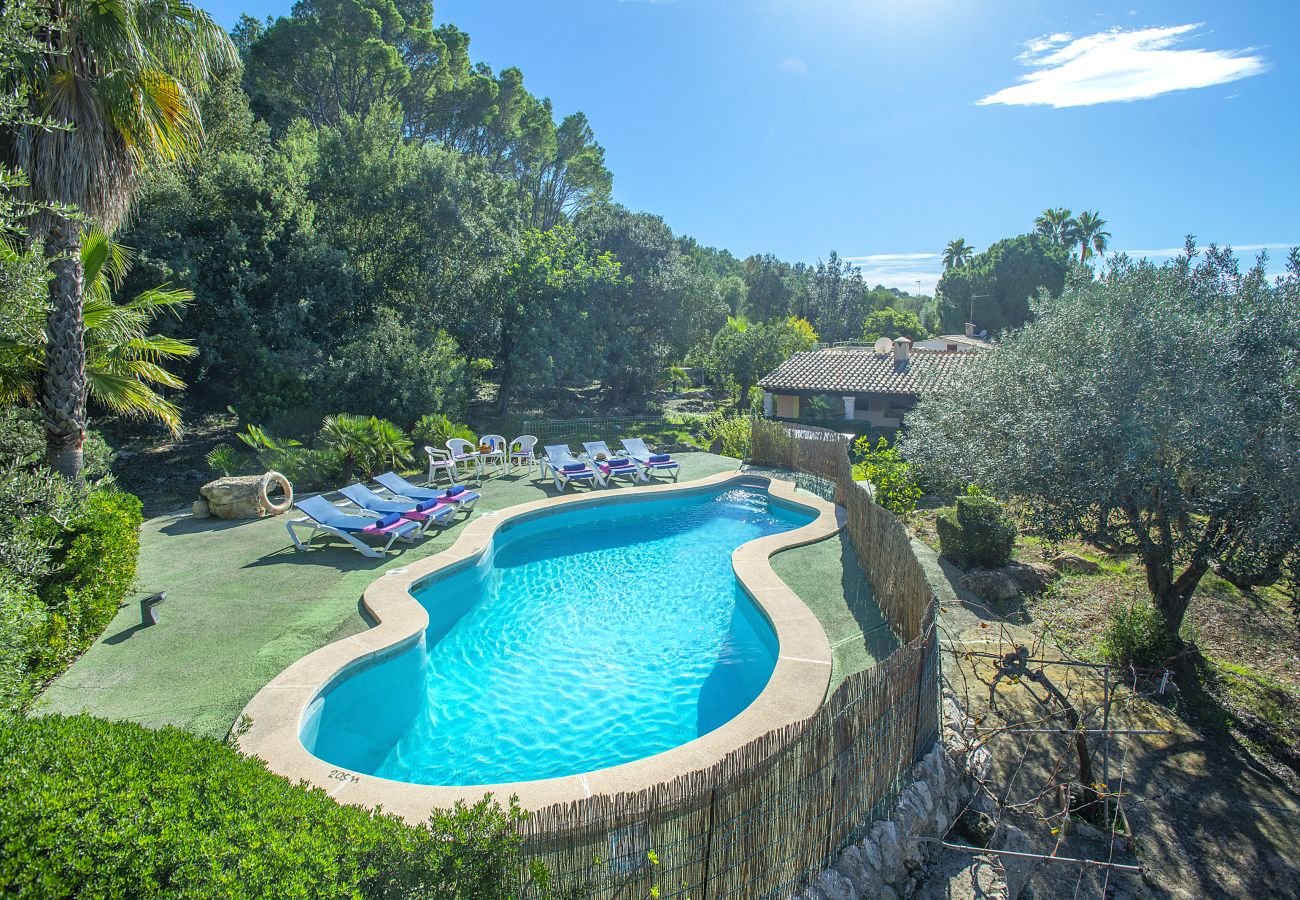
[842,253,942,294]
[979,23,1267,108]
[779,57,808,76]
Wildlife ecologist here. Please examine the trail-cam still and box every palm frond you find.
[85,369,183,433]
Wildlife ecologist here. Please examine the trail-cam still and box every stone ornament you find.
[200,471,294,519]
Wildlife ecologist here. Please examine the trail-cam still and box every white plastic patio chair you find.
[425,446,458,485]
[509,435,538,473]
[445,438,482,481]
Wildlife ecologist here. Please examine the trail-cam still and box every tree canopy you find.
[861,307,930,344]
[934,233,1071,335]
[903,241,1300,640]
[705,316,817,405]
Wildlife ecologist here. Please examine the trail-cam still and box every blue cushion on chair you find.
[445,485,466,497]
[414,498,441,512]
[648,453,671,463]
[562,462,587,473]
[374,512,403,529]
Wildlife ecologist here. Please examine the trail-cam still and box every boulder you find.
[959,562,1059,601]
[958,569,1020,602]
[191,499,211,520]
[992,824,1038,899]
[200,472,294,520]
[1050,552,1101,575]
[1003,561,1059,594]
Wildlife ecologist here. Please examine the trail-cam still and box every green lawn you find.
[39,452,890,738]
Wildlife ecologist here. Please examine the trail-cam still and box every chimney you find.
[964,322,976,339]
[892,337,911,363]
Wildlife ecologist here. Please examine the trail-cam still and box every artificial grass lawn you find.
[770,532,898,693]
[39,452,888,738]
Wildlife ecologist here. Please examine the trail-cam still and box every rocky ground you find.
[925,545,1300,900]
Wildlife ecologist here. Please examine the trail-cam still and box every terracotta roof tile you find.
[758,348,974,395]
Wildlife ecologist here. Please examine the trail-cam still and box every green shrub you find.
[205,443,247,476]
[936,494,1017,569]
[0,713,535,898]
[851,437,921,517]
[412,414,477,451]
[698,413,751,459]
[0,583,44,712]
[275,447,346,492]
[1099,595,1175,668]
[35,489,142,677]
[324,311,469,427]
[321,414,413,481]
[0,455,141,710]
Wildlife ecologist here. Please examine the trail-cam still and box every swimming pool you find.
[301,483,815,786]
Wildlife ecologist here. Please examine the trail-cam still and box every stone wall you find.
[795,686,1005,900]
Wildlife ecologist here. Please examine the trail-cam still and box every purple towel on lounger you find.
[648,453,671,463]
[562,462,588,473]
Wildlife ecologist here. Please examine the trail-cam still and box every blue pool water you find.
[301,484,814,785]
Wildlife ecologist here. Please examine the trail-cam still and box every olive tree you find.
[902,240,1300,643]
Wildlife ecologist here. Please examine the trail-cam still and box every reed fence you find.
[520,418,939,898]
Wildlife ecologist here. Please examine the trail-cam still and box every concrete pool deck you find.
[39,451,891,754]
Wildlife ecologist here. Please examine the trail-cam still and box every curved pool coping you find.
[236,470,844,820]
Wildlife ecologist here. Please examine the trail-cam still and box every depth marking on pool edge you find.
[579,775,593,798]
[780,655,832,666]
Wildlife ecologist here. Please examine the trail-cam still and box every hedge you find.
[35,489,142,676]
[0,714,534,899]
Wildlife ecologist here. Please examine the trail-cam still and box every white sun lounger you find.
[542,445,598,491]
[581,441,645,484]
[621,438,680,481]
[373,472,480,516]
[286,495,421,558]
[338,484,455,533]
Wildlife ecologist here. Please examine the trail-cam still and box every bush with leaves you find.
[850,436,920,517]
[35,489,141,678]
[1099,594,1175,668]
[936,492,1017,569]
[698,412,752,460]
[0,413,141,710]
[0,713,542,898]
[323,311,470,427]
[413,414,477,453]
[233,423,339,490]
[204,443,247,477]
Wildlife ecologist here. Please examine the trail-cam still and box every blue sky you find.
[202,0,1299,291]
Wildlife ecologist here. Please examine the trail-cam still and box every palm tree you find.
[0,229,197,430]
[942,238,974,271]
[1034,207,1076,251]
[320,414,413,482]
[1,0,233,477]
[1072,210,1111,262]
